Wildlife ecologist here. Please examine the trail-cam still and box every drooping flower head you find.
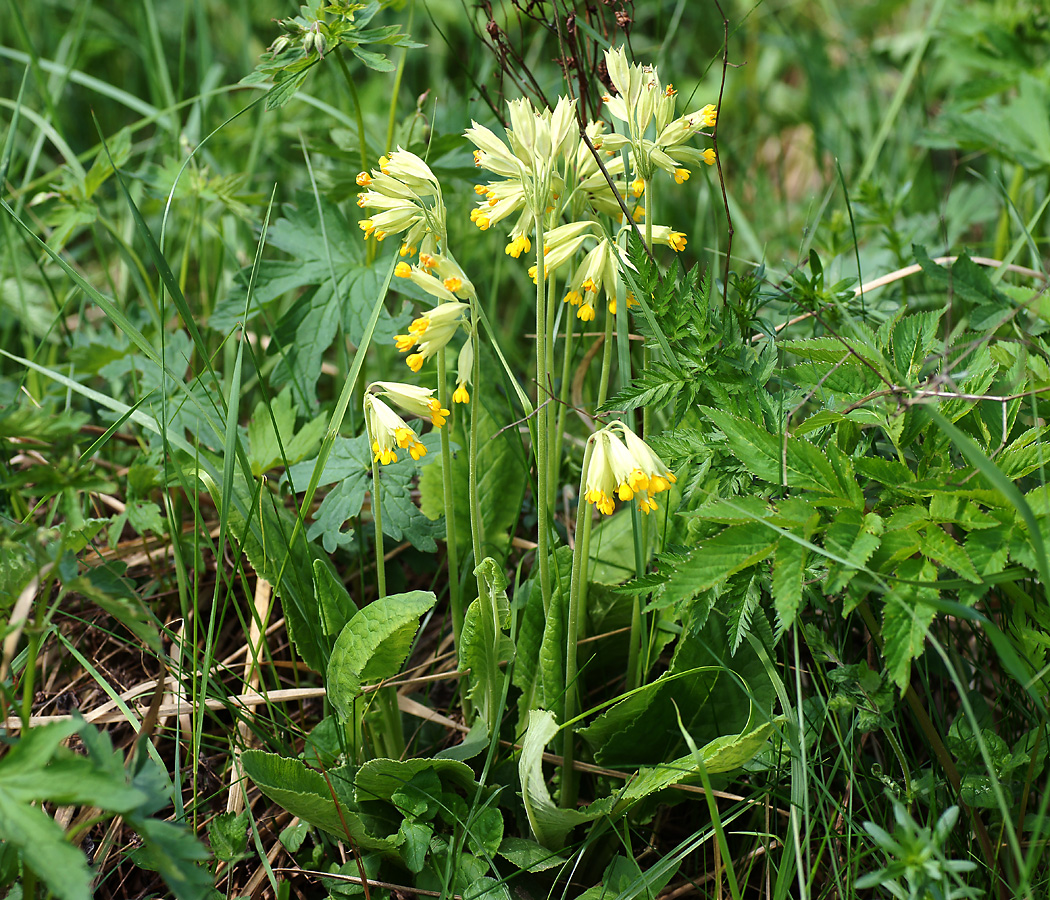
[371,381,451,428]
[584,423,677,515]
[364,393,428,465]
[392,300,469,372]
[561,238,635,321]
[357,147,447,256]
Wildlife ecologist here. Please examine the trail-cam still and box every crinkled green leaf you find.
[326,590,437,719]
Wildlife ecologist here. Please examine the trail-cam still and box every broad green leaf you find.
[497,836,568,873]
[579,666,720,766]
[537,548,573,710]
[247,385,327,476]
[240,750,397,850]
[518,710,595,850]
[326,590,437,719]
[466,806,504,858]
[619,720,777,803]
[207,810,250,863]
[460,558,514,732]
[670,616,776,748]
[313,559,357,637]
[511,580,544,728]
[355,757,476,803]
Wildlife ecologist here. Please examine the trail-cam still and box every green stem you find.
[437,349,463,649]
[376,685,405,759]
[335,50,374,266]
[994,165,1025,261]
[534,212,552,616]
[553,306,576,488]
[20,629,40,731]
[596,301,615,408]
[334,51,369,178]
[468,301,484,599]
[642,178,654,439]
[562,438,595,809]
[369,446,387,600]
[545,274,559,509]
[384,0,414,159]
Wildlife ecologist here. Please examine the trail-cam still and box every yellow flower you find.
[505,233,532,258]
[372,382,451,428]
[584,424,677,515]
[394,302,469,370]
[364,394,427,466]
[356,147,447,251]
[673,168,690,184]
[454,336,473,404]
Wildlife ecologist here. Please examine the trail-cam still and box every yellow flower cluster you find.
[365,382,452,466]
[598,45,718,185]
[392,301,469,373]
[356,147,446,258]
[584,423,677,516]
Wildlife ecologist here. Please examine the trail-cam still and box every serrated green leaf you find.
[702,407,848,496]
[326,590,437,718]
[855,457,915,485]
[882,562,939,689]
[0,791,94,900]
[772,539,807,628]
[891,310,942,379]
[652,521,777,610]
[921,525,981,583]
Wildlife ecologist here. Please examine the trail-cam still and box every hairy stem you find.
[534,212,552,615]
[437,349,463,649]
[562,438,595,808]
